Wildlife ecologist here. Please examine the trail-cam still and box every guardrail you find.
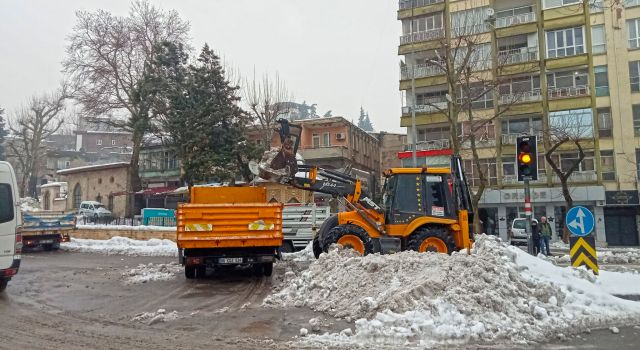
[402,101,448,114]
[399,0,444,10]
[405,139,450,151]
[498,88,542,105]
[501,133,543,145]
[498,47,538,65]
[400,28,445,45]
[495,12,536,28]
[401,62,445,79]
[548,85,590,99]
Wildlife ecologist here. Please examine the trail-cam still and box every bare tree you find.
[63,0,190,215]
[8,85,70,197]
[243,72,292,146]
[544,110,594,242]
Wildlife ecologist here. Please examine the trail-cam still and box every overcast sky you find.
[0,0,403,132]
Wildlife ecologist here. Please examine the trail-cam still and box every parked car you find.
[79,201,112,220]
[0,161,22,292]
[509,218,538,246]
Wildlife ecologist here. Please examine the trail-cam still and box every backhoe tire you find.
[185,266,196,279]
[312,235,322,259]
[314,215,339,259]
[407,227,456,254]
[322,224,375,256]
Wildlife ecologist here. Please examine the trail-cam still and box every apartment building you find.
[398,0,640,246]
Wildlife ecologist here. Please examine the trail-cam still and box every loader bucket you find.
[256,119,301,182]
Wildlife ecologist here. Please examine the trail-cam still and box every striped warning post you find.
[569,236,599,275]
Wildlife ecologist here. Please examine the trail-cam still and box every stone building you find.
[40,182,68,211]
[57,162,130,217]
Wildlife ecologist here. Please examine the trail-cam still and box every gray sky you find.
[0,0,403,132]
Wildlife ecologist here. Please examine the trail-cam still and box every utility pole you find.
[524,179,534,255]
[410,2,418,167]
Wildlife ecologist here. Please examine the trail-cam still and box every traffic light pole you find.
[524,178,534,255]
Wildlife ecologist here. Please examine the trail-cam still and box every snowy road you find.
[0,243,639,349]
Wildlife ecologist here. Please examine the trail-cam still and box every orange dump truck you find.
[176,186,283,279]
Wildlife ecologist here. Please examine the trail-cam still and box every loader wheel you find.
[408,227,456,254]
[312,235,322,259]
[314,215,338,259]
[185,266,196,279]
[323,224,375,256]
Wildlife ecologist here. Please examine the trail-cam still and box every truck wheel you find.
[408,227,456,254]
[42,244,53,251]
[252,264,264,276]
[185,266,196,279]
[322,224,375,256]
[312,235,322,259]
[263,263,273,277]
[196,266,206,278]
[281,241,294,253]
[0,279,7,293]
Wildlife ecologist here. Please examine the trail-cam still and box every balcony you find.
[498,89,542,105]
[498,47,538,65]
[501,132,543,145]
[400,28,445,45]
[547,85,590,99]
[399,0,444,10]
[400,62,445,80]
[502,174,546,185]
[402,101,448,115]
[495,12,536,28]
[406,139,450,151]
[552,171,597,183]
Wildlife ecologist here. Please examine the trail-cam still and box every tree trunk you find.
[128,130,144,217]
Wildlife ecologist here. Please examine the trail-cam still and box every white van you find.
[508,218,538,246]
[0,161,22,292]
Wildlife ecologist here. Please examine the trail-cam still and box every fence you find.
[79,215,176,227]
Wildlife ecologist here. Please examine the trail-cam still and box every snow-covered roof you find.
[40,181,67,189]
[56,162,129,175]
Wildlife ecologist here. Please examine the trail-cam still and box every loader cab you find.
[382,169,456,225]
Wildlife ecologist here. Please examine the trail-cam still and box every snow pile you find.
[282,241,315,262]
[122,262,182,284]
[550,247,640,265]
[266,235,640,347]
[18,197,41,212]
[132,308,180,325]
[77,224,176,231]
[61,237,178,257]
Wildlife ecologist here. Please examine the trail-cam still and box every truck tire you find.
[196,266,206,278]
[407,227,456,254]
[42,244,54,251]
[185,266,196,279]
[281,241,294,253]
[263,262,273,277]
[0,279,7,293]
[252,264,264,276]
[312,235,322,259]
[322,224,375,256]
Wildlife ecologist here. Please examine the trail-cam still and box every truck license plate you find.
[40,240,54,244]
[219,257,243,264]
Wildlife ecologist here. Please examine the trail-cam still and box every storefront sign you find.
[605,191,640,206]
[503,191,548,201]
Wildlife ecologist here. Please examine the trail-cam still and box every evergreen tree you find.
[0,107,7,161]
[364,112,374,132]
[357,107,374,131]
[323,110,332,118]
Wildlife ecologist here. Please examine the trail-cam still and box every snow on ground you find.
[18,197,41,212]
[61,237,178,257]
[122,262,182,284]
[266,235,640,348]
[282,242,315,262]
[77,224,176,231]
[131,308,181,325]
[596,270,640,295]
[549,247,640,265]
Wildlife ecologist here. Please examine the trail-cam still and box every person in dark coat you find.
[531,220,540,256]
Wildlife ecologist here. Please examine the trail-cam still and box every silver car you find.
[79,201,112,219]
[509,218,538,246]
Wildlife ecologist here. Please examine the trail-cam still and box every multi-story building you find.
[397,0,640,246]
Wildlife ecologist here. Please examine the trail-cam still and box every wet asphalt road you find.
[0,250,638,350]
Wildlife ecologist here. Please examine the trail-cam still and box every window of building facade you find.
[549,108,594,138]
[322,132,330,147]
[312,134,320,148]
[547,69,588,89]
[546,27,584,58]
[463,158,497,187]
[590,0,604,13]
[458,121,495,142]
[451,7,491,36]
[96,139,102,146]
[597,107,612,137]
[112,139,116,146]
[501,115,543,135]
[502,156,516,176]
[499,75,540,95]
[630,61,640,91]
[600,150,615,181]
[591,25,605,54]
[543,0,580,9]
[628,18,640,49]
[416,90,448,105]
[633,105,640,136]
[72,183,82,209]
[402,12,443,34]
[108,194,114,211]
[594,65,609,96]
[417,125,450,142]
[454,44,492,71]
[549,151,595,173]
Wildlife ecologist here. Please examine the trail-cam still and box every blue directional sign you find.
[565,206,595,237]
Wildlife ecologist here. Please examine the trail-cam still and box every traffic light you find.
[517,135,538,181]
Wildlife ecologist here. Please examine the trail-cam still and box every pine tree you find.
[357,107,374,132]
[0,107,7,161]
[364,112,374,132]
[323,110,332,118]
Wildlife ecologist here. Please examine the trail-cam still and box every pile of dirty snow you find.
[265,235,640,347]
[550,247,640,265]
[18,197,41,212]
[61,237,177,257]
[132,308,180,325]
[282,242,315,262]
[122,262,182,284]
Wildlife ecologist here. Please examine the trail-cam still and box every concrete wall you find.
[73,228,176,241]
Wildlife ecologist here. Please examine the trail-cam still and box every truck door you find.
[387,174,425,224]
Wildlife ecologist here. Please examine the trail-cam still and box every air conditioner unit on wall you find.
[336,133,346,140]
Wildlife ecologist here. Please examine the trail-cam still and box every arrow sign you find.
[566,206,595,237]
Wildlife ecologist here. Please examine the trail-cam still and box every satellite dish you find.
[486,8,495,16]
[248,161,259,176]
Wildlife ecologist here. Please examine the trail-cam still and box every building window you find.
[630,61,640,91]
[549,109,593,138]
[458,121,495,142]
[543,0,580,9]
[112,139,116,146]
[96,194,102,203]
[591,25,605,54]
[98,178,102,184]
[312,134,320,148]
[72,183,82,209]
[402,12,443,34]
[459,83,494,109]
[417,125,450,143]
[455,44,492,71]
[600,150,615,181]
[451,7,491,36]
[463,158,497,187]
[590,0,604,13]
[597,108,612,138]
[416,90,448,106]
[633,105,640,136]
[547,69,589,98]
[550,151,595,173]
[110,176,115,183]
[546,27,584,58]
[322,132,330,147]
[628,18,640,49]
[636,149,640,180]
[65,161,71,168]
[594,65,609,96]
[96,139,102,146]
[502,156,516,176]
[501,115,543,143]
[108,194,114,211]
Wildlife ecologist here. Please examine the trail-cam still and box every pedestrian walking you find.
[531,220,540,256]
[539,216,552,256]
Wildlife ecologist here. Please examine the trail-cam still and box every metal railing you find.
[547,85,590,99]
[498,47,538,65]
[402,101,448,115]
[501,132,543,145]
[498,88,542,105]
[399,0,444,10]
[401,62,445,80]
[406,139,450,151]
[552,171,597,183]
[400,28,445,44]
[495,12,536,28]
[502,174,546,185]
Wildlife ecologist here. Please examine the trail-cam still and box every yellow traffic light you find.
[519,153,532,164]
